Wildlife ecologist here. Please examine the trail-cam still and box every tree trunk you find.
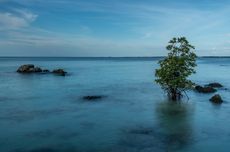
[169,88,181,101]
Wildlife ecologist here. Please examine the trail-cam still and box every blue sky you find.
[0,0,230,56]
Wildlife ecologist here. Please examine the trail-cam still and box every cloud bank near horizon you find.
[0,0,230,56]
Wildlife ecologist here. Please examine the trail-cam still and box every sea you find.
[0,57,230,152]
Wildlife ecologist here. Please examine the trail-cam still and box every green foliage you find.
[155,37,197,100]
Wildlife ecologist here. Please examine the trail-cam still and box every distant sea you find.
[0,57,230,152]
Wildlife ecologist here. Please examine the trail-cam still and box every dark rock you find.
[209,94,223,104]
[206,83,223,88]
[34,67,42,73]
[83,96,104,101]
[17,64,43,73]
[28,67,35,73]
[201,86,217,93]
[52,69,67,76]
[17,65,70,76]
[195,85,203,92]
[195,85,217,93]
[39,69,50,75]
[17,64,35,73]
[17,64,53,75]
[42,69,50,73]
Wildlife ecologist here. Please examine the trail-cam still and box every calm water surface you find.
[0,57,230,152]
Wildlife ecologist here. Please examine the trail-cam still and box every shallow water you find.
[0,57,230,152]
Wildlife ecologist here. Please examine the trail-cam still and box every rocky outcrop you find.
[209,94,223,104]
[52,69,67,76]
[17,64,42,73]
[195,85,217,93]
[195,82,226,104]
[206,83,223,88]
[17,65,66,76]
[17,64,35,73]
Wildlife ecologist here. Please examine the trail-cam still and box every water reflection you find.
[155,101,195,151]
[112,101,195,152]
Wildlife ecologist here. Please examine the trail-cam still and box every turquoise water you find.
[0,57,230,152]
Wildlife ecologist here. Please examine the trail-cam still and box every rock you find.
[42,69,50,73]
[17,64,35,73]
[195,85,217,93]
[83,96,104,101]
[206,83,223,88]
[201,86,216,93]
[17,65,68,76]
[52,69,67,76]
[209,94,223,104]
[17,64,52,74]
[195,85,203,92]
[40,69,50,74]
[34,67,42,73]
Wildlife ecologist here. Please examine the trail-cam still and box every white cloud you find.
[0,10,37,30]
[14,9,37,21]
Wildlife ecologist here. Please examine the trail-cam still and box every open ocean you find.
[0,57,230,152]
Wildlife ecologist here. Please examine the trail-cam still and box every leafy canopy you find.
[155,37,197,94]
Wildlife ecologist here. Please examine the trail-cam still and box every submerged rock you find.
[209,94,223,104]
[52,69,67,76]
[83,96,105,101]
[195,85,217,93]
[17,64,35,73]
[206,82,223,88]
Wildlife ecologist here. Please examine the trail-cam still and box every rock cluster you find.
[17,64,67,76]
[195,82,225,104]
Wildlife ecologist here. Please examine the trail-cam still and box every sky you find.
[0,0,230,57]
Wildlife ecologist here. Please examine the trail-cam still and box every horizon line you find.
[0,56,230,58]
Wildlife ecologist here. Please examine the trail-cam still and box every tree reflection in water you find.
[112,101,195,152]
[155,101,195,151]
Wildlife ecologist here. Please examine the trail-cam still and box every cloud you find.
[0,29,164,57]
[0,9,37,30]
